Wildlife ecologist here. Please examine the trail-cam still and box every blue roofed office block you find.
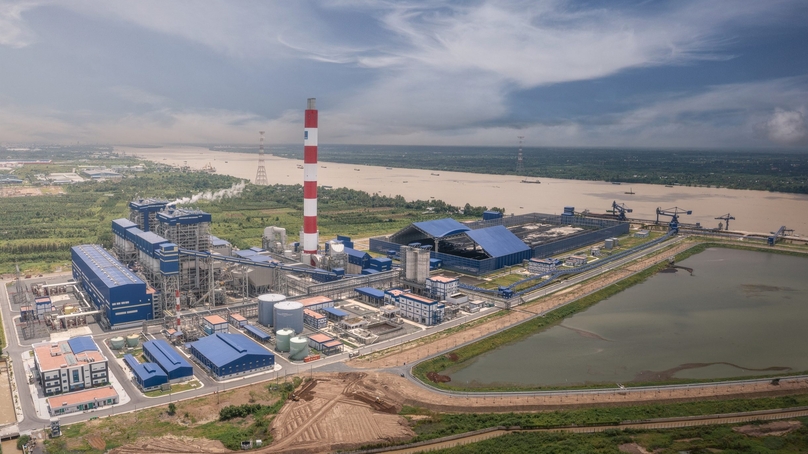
[189,333,274,380]
[142,340,193,381]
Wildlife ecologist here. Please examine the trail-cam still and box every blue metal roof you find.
[465,225,530,258]
[355,287,385,299]
[249,246,265,253]
[124,354,167,387]
[323,307,349,317]
[344,247,368,259]
[190,333,273,369]
[156,209,212,226]
[243,325,271,341]
[209,235,230,247]
[67,336,97,354]
[249,255,272,263]
[413,219,470,238]
[143,339,193,377]
[235,249,258,258]
[71,245,144,288]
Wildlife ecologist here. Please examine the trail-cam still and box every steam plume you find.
[168,181,246,206]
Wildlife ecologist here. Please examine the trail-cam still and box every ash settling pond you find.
[447,248,808,388]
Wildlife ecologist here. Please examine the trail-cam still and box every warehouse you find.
[142,339,194,382]
[33,336,109,395]
[243,324,271,343]
[371,212,629,275]
[307,334,344,355]
[323,307,349,322]
[298,295,334,312]
[71,244,154,328]
[354,287,385,306]
[47,385,118,416]
[189,333,275,380]
[124,354,168,391]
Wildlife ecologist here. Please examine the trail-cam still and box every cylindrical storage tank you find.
[289,336,308,361]
[276,328,294,352]
[110,336,126,350]
[125,334,140,347]
[274,301,303,334]
[258,293,286,326]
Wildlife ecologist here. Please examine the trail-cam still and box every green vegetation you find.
[403,395,808,443]
[250,145,808,194]
[44,378,304,453]
[0,156,485,275]
[17,434,31,450]
[143,379,200,397]
[426,421,808,454]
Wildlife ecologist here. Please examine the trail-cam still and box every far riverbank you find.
[121,145,808,236]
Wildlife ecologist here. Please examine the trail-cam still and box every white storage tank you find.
[110,336,126,350]
[258,293,286,326]
[274,301,304,334]
[276,328,294,352]
[126,334,140,348]
[289,336,308,361]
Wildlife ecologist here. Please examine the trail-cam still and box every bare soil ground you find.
[733,420,802,437]
[110,435,229,454]
[0,360,16,425]
[350,242,697,370]
[267,373,414,453]
[0,186,64,197]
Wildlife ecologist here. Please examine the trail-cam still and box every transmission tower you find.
[516,136,525,175]
[255,131,268,185]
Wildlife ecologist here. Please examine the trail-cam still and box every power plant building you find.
[33,336,109,396]
[142,339,194,382]
[425,275,459,300]
[202,315,229,335]
[189,333,275,380]
[385,289,445,326]
[71,244,154,328]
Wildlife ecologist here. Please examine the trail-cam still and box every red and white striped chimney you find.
[175,290,181,328]
[302,98,319,260]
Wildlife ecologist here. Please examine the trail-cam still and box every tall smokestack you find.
[175,290,181,328]
[302,98,319,261]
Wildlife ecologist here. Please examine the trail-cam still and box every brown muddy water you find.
[123,146,808,236]
[447,248,808,387]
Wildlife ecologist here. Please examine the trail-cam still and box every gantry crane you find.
[655,207,692,233]
[714,213,735,231]
[610,201,633,221]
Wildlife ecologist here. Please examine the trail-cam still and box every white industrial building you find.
[425,275,459,300]
[33,337,109,396]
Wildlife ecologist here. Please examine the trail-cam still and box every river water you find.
[447,248,808,387]
[121,146,808,236]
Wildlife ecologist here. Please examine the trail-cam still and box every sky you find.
[1,0,807,149]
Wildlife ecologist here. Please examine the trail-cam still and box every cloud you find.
[0,1,41,48]
[108,86,168,107]
[766,109,807,145]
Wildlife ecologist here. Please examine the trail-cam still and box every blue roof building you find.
[142,340,193,381]
[189,333,274,380]
[124,354,168,390]
[71,245,153,327]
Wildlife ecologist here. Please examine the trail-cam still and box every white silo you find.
[276,328,294,352]
[273,300,304,334]
[258,293,286,327]
[289,336,308,360]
